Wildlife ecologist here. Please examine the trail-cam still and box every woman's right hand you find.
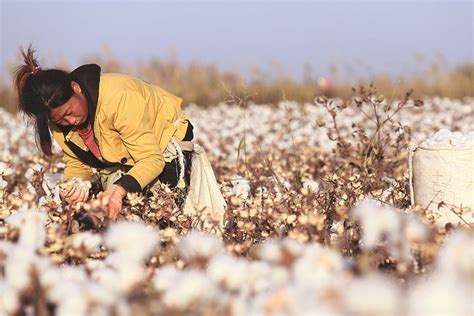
[59,177,91,203]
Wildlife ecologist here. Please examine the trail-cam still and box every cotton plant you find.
[0,98,473,314]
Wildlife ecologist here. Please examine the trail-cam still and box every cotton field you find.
[0,93,473,315]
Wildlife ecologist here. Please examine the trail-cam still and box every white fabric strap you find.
[408,145,416,206]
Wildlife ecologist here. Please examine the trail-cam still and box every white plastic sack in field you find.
[183,144,227,232]
[409,130,474,227]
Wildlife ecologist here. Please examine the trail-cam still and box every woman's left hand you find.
[101,184,127,220]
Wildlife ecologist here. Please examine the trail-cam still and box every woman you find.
[14,46,194,220]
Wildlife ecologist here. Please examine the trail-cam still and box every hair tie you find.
[31,66,41,75]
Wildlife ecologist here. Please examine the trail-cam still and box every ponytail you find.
[13,44,74,156]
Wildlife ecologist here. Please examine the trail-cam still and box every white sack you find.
[409,143,473,227]
[183,144,227,232]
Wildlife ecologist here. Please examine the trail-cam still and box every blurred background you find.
[1,0,473,112]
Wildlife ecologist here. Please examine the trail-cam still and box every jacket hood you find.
[70,64,101,126]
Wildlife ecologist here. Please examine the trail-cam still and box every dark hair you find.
[13,44,74,156]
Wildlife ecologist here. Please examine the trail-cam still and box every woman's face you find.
[50,81,88,127]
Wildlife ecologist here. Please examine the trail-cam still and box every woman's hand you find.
[59,177,91,203]
[100,184,127,221]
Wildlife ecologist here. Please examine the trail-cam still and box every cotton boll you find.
[407,275,473,316]
[91,267,120,292]
[207,254,249,290]
[0,281,20,315]
[48,280,83,304]
[6,209,47,249]
[89,306,110,316]
[251,285,338,316]
[404,213,429,242]
[43,173,62,193]
[258,240,282,263]
[69,231,104,253]
[38,263,62,290]
[246,261,289,293]
[257,239,305,265]
[0,161,14,176]
[114,299,133,316]
[292,244,345,290]
[162,270,217,310]
[85,258,107,272]
[101,253,146,293]
[351,199,401,250]
[55,295,88,316]
[59,266,89,284]
[105,220,159,262]
[83,283,117,308]
[177,231,224,263]
[0,240,13,256]
[45,269,91,304]
[24,163,43,181]
[435,230,474,280]
[231,175,251,200]
[343,273,402,316]
[153,265,181,292]
[302,179,320,192]
[0,176,7,190]
[251,287,292,315]
[5,246,38,290]
[223,293,253,316]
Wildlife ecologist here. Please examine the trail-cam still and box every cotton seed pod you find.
[249,208,258,217]
[0,208,11,219]
[230,196,242,206]
[239,210,249,218]
[298,214,309,225]
[0,226,9,238]
[22,192,35,202]
[286,214,297,224]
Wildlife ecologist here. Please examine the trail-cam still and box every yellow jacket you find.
[51,71,189,191]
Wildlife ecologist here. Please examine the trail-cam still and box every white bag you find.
[183,144,227,232]
[409,144,473,227]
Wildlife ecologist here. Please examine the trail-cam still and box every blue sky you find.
[1,0,472,81]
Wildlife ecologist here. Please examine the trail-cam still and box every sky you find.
[1,0,473,81]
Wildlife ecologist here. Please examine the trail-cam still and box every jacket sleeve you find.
[111,89,165,191]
